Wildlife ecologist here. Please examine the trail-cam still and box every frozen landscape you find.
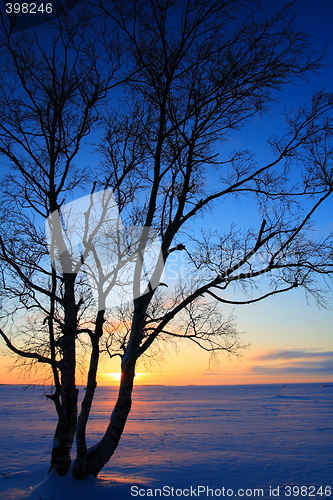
[0,383,332,499]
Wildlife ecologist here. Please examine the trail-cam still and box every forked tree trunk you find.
[72,362,135,479]
[71,296,147,480]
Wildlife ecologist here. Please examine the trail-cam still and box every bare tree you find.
[0,6,122,476]
[0,0,332,481]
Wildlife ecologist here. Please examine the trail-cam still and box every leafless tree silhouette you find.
[0,0,332,480]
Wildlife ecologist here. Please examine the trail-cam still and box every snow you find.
[1,384,332,499]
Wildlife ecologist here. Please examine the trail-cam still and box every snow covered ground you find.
[1,383,332,499]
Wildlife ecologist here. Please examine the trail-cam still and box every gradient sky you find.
[0,0,333,386]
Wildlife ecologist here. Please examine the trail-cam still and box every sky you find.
[0,0,333,386]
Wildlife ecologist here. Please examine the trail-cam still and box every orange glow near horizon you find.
[98,372,149,385]
[0,367,332,386]
[1,344,333,386]
[1,342,333,386]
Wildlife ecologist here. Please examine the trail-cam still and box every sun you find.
[101,372,147,385]
[106,372,122,383]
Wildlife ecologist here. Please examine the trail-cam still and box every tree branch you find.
[0,328,56,366]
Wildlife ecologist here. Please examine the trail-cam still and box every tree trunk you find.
[49,384,78,476]
[72,362,135,479]
[71,296,148,479]
[72,311,104,478]
[49,272,78,476]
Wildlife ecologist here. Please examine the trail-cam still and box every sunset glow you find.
[101,372,149,385]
